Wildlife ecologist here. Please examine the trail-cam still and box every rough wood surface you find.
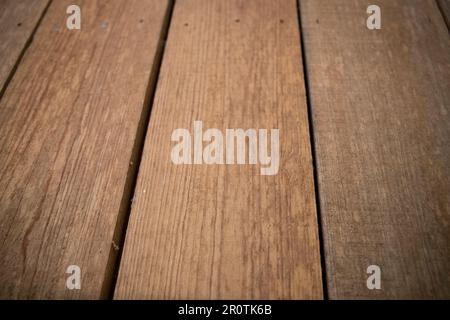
[0,0,50,95]
[115,0,323,299]
[0,0,170,299]
[300,0,450,299]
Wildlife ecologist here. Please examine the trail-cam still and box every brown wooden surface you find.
[0,0,50,95]
[114,0,323,299]
[0,0,170,299]
[438,0,450,27]
[300,0,450,299]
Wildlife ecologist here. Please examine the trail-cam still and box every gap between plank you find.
[296,0,329,300]
[0,0,53,101]
[101,0,176,300]
[436,0,450,31]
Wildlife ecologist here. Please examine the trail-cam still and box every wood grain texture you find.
[300,0,450,299]
[438,0,450,27]
[0,0,50,95]
[0,0,170,299]
[115,0,323,299]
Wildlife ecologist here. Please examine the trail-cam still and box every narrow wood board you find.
[438,0,450,28]
[0,0,50,95]
[115,0,323,299]
[300,0,450,299]
[0,0,170,299]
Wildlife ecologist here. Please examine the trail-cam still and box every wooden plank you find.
[0,0,170,299]
[300,0,450,299]
[438,0,450,27]
[0,0,50,95]
[115,0,323,299]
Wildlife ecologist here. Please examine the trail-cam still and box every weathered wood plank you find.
[0,0,50,96]
[0,0,170,299]
[300,0,450,299]
[115,0,323,299]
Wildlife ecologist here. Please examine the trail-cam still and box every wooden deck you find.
[0,0,449,299]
